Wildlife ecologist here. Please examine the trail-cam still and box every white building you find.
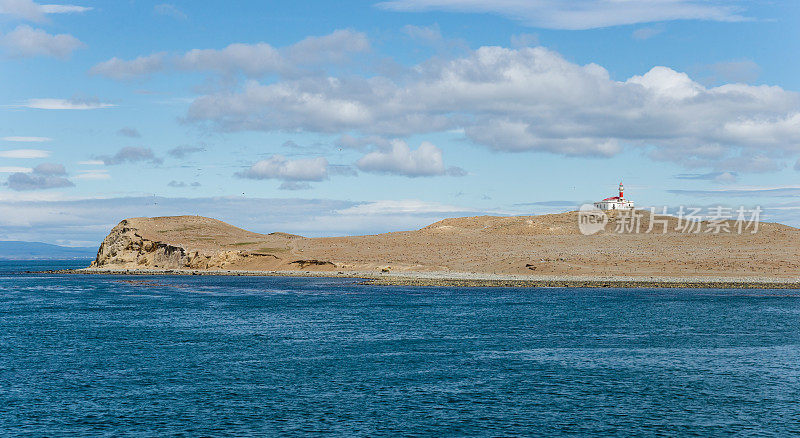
[594,182,634,211]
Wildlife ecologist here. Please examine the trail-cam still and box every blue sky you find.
[1,0,799,246]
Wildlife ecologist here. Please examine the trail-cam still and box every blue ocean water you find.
[2,261,800,436]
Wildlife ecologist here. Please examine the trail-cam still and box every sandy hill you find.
[89,212,800,279]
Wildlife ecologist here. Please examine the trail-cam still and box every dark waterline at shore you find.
[2,260,800,436]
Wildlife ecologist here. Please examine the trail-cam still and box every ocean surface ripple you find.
[2,261,800,436]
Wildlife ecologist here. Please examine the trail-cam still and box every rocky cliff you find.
[89,216,304,271]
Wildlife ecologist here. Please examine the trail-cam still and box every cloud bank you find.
[184,46,800,173]
[90,29,370,80]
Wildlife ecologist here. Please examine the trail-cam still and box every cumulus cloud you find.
[285,29,370,65]
[90,53,167,80]
[24,97,114,110]
[236,155,328,182]
[167,144,205,158]
[356,140,462,177]
[6,162,73,191]
[1,25,83,58]
[186,46,800,172]
[98,147,163,165]
[0,0,44,21]
[91,29,369,80]
[0,149,50,158]
[375,0,747,30]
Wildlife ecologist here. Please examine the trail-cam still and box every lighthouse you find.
[593,182,635,211]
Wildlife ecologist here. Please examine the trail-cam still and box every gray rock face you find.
[90,220,190,269]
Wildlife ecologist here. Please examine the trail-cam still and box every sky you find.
[1,0,800,246]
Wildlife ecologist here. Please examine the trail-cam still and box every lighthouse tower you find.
[593,181,635,211]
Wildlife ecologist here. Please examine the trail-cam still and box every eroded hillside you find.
[89,212,800,278]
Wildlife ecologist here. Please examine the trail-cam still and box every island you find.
[49,211,798,288]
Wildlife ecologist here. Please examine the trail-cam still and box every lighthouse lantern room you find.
[593,182,635,211]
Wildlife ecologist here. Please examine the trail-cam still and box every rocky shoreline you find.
[35,268,800,289]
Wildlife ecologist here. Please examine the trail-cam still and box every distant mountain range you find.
[0,241,97,260]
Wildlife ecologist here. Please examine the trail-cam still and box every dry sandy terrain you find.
[86,211,800,281]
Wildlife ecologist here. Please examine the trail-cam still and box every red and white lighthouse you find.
[593,181,635,211]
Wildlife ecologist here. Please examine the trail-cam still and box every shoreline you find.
[33,268,800,289]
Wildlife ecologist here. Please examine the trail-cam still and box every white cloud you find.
[285,29,370,65]
[90,53,167,80]
[0,166,32,173]
[179,43,284,76]
[375,0,748,30]
[356,140,460,177]
[0,0,44,21]
[40,4,92,14]
[1,25,83,58]
[0,149,50,158]
[77,160,103,165]
[2,136,51,142]
[186,45,800,173]
[24,98,115,110]
[236,155,328,181]
[91,29,369,79]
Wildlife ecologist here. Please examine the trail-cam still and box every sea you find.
[2,260,800,436]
